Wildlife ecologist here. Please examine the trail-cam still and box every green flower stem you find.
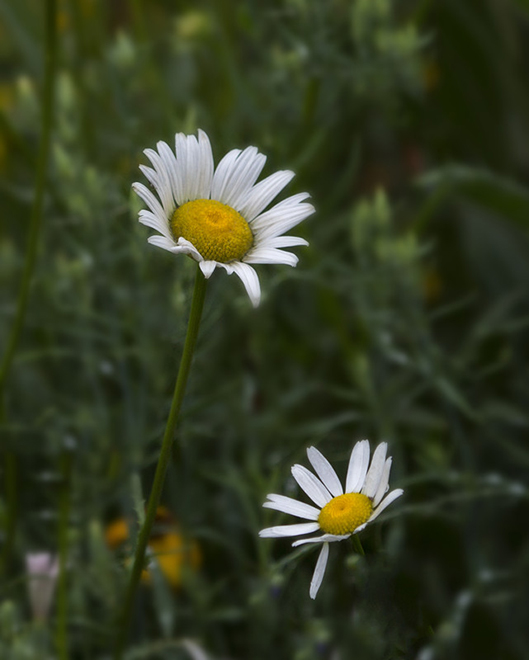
[55,450,73,660]
[0,0,57,579]
[113,267,208,660]
[352,534,365,557]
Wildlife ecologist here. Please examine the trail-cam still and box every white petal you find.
[373,457,392,507]
[175,132,202,203]
[238,171,296,221]
[260,236,309,248]
[292,533,349,547]
[132,182,167,222]
[157,140,183,206]
[229,262,261,307]
[362,443,388,499]
[218,147,267,210]
[142,149,174,215]
[251,201,315,241]
[196,129,214,199]
[259,522,320,538]
[147,235,181,252]
[176,237,203,262]
[345,440,370,493]
[210,148,241,202]
[263,494,320,521]
[368,488,403,522]
[310,543,329,599]
[243,247,298,267]
[291,465,332,508]
[199,260,217,278]
[306,447,343,497]
[138,210,172,240]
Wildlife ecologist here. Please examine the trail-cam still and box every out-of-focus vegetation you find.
[1,0,529,658]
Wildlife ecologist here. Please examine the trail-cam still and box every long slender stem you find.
[0,0,57,579]
[113,268,208,659]
[55,451,73,660]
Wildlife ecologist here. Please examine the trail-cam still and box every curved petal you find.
[176,237,203,262]
[148,235,184,253]
[306,447,343,497]
[239,171,296,221]
[142,148,175,215]
[362,442,388,499]
[263,494,320,521]
[132,182,167,223]
[292,533,349,547]
[174,132,203,203]
[291,465,332,508]
[373,457,392,508]
[199,260,217,278]
[138,210,172,240]
[310,542,329,599]
[345,440,370,493]
[368,488,403,523]
[243,246,298,267]
[259,522,320,538]
[229,262,261,307]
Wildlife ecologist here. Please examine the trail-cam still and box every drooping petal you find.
[306,447,343,497]
[239,171,296,221]
[368,488,404,523]
[362,442,388,499]
[229,262,261,307]
[345,440,370,493]
[199,260,217,278]
[291,465,332,508]
[309,543,329,599]
[259,522,320,538]
[175,237,203,261]
[263,494,320,521]
[292,533,349,547]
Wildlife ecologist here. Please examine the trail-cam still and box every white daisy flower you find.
[132,129,314,307]
[259,440,403,599]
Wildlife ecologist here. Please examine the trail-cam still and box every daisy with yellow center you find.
[259,440,403,599]
[132,130,314,306]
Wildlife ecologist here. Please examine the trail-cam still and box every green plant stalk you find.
[352,534,365,557]
[55,451,73,660]
[0,0,57,578]
[113,268,208,660]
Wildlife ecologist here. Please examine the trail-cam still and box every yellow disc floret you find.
[171,199,253,262]
[318,493,373,535]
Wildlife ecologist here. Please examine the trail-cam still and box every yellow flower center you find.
[318,493,373,535]
[171,199,253,262]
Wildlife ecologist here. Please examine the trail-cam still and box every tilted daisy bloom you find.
[132,130,314,307]
[259,440,403,599]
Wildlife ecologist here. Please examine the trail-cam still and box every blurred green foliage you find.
[1,0,529,658]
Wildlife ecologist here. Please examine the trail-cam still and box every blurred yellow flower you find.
[105,506,201,588]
